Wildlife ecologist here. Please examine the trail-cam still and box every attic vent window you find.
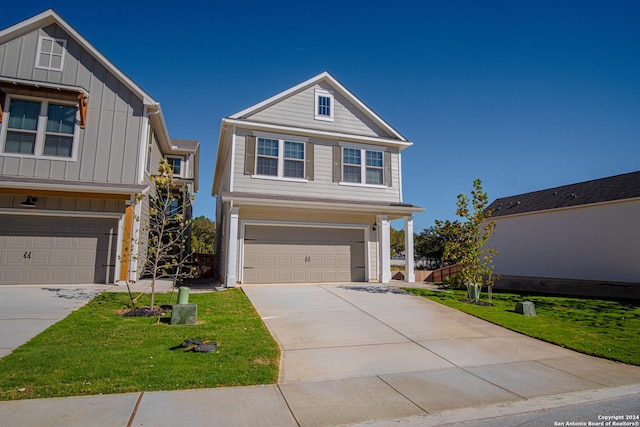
[314,89,334,122]
[36,36,67,71]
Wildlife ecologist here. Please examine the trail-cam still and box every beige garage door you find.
[0,215,118,285]
[243,225,365,284]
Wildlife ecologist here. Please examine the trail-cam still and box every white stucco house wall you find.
[486,170,640,298]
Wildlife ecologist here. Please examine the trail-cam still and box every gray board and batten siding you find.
[0,23,144,185]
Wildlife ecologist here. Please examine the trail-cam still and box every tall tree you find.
[140,160,194,309]
[435,179,498,302]
[389,226,405,256]
[414,226,447,267]
[191,216,215,254]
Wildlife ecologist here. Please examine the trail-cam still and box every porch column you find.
[225,206,240,287]
[379,216,391,283]
[404,215,416,282]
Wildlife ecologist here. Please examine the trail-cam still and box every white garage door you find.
[0,215,118,285]
[243,225,366,284]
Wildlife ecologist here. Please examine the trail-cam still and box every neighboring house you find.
[486,170,640,298]
[212,72,423,286]
[0,10,198,285]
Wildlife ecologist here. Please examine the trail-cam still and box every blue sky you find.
[3,1,639,232]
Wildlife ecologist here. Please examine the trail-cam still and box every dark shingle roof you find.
[487,170,640,217]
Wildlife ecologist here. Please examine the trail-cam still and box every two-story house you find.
[0,9,198,285]
[212,72,422,286]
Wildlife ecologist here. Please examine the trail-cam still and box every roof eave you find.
[223,118,413,149]
[222,193,424,218]
[228,71,408,142]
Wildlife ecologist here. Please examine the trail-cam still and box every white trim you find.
[404,216,415,282]
[340,146,385,186]
[1,94,80,161]
[251,175,308,184]
[35,36,66,71]
[339,182,386,189]
[137,108,149,184]
[238,220,370,284]
[254,136,306,180]
[223,119,413,149]
[398,152,404,203]
[225,206,240,287]
[314,88,334,122]
[379,216,391,283]
[224,194,423,217]
[252,130,309,142]
[229,126,236,192]
[165,155,184,177]
[114,213,125,283]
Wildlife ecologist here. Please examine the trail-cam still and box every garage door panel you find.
[5,251,25,264]
[31,252,51,264]
[0,215,118,285]
[244,225,366,284]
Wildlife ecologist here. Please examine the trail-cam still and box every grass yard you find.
[0,289,279,401]
[405,288,640,366]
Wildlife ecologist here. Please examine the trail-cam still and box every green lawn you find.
[0,290,279,401]
[405,288,640,366]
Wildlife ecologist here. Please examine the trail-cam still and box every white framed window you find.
[342,146,385,186]
[35,36,67,71]
[255,136,306,180]
[314,89,334,121]
[166,156,184,176]
[1,95,79,160]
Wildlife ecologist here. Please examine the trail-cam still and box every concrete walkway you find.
[1,283,639,426]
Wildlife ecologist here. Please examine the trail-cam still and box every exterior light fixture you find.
[20,196,37,208]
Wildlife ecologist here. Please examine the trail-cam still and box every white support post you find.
[404,215,416,283]
[225,206,240,287]
[380,216,391,284]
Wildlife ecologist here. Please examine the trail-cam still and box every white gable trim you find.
[228,71,408,142]
[0,9,156,105]
[223,118,412,149]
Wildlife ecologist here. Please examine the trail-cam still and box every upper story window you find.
[36,36,67,71]
[314,89,334,122]
[256,137,305,179]
[1,95,78,159]
[342,147,385,186]
[166,156,183,176]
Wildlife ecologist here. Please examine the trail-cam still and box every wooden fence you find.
[192,253,214,279]
[427,264,461,283]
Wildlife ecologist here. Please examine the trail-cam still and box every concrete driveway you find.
[243,284,640,426]
[0,284,109,358]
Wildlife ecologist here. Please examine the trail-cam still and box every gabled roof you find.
[228,71,408,142]
[488,170,640,217]
[0,8,157,105]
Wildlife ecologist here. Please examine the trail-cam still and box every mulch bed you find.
[120,307,165,317]
[460,299,494,306]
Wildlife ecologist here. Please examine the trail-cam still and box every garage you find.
[243,225,366,284]
[0,215,119,285]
